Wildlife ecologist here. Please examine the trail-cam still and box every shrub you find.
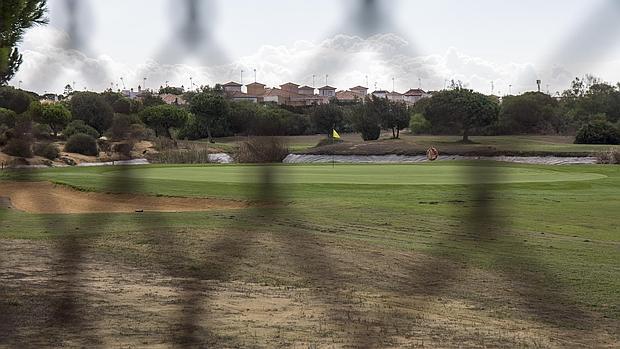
[235,137,289,163]
[152,136,178,151]
[596,148,620,164]
[32,123,53,140]
[575,120,620,145]
[65,133,98,156]
[112,142,134,158]
[0,107,17,128]
[359,124,381,141]
[63,120,100,139]
[151,146,213,164]
[34,142,60,160]
[3,138,33,158]
[409,113,431,135]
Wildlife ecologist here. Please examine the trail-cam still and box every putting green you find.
[98,164,606,185]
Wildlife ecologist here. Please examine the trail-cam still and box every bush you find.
[575,121,620,145]
[32,123,53,140]
[0,107,17,128]
[65,133,98,156]
[234,137,289,163]
[596,148,620,164]
[34,142,60,160]
[359,124,381,141]
[3,138,33,158]
[112,142,133,158]
[409,113,431,135]
[63,120,100,139]
[151,145,213,164]
[152,136,178,151]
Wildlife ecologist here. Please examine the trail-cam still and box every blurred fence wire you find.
[1,0,614,346]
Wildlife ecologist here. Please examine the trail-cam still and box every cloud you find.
[10,27,613,95]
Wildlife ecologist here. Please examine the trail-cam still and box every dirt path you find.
[0,181,247,214]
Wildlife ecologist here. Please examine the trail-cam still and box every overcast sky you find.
[10,0,620,95]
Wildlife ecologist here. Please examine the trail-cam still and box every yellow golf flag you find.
[332,129,341,139]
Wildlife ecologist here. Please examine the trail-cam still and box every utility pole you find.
[253,69,257,83]
[165,80,169,87]
[392,77,395,92]
[189,76,193,90]
[365,75,369,88]
[536,79,541,92]
[120,77,125,89]
[325,74,329,86]
[418,77,421,89]
[143,77,147,90]
[240,70,244,84]
[509,84,512,95]
[18,80,22,89]
[312,74,316,88]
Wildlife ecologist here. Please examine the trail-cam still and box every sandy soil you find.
[0,181,247,213]
[0,235,617,348]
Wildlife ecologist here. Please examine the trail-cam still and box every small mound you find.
[0,181,247,214]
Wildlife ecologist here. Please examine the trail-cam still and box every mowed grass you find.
[1,162,619,321]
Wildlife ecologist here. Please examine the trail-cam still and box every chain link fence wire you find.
[1,0,616,346]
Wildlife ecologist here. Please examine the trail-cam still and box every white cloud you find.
[11,27,611,95]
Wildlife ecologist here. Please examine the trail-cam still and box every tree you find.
[574,120,620,145]
[69,92,114,133]
[38,103,71,136]
[310,102,344,136]
[140,104,190,138]
[0,85,33,113]
[377,99,409,139]
[351,101,381,141]
[1,0,48,84]
[499,92,559,134]
[424,88,499,142]
[159,86,184,95]
[187,87,229,142]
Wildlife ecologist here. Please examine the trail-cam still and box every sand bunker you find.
[0,181,247,214]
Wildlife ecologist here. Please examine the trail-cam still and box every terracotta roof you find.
[404,88,426,96]
[263,88,285,97]
[299,85,315,90]
[246,82,266,87]
[160,94,187,105]
[318,85,337,90]
[387,91,404,96]
[280,82,299,87]
[350,85,368,91]
[223,81,242,87]
[336,91,360,100]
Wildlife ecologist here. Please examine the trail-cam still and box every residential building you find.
[160,93,187,105]
[403,88,431,105]
[372,90,389,99]
[350,85,368,98]
[298,85,315,95]
[246,82,266,96]
[335,90,361,103]
[318,85,337,98]
[387,91,405,102]
[222,81,243,94]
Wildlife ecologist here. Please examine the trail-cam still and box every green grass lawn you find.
[1,162,619,322]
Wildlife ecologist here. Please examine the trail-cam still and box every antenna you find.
[254,69,257,83]
[325,74,329,86]
[392,77,395,92]
[509,84,512,95]
[143,77,147,90]
[241,70,244,84]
